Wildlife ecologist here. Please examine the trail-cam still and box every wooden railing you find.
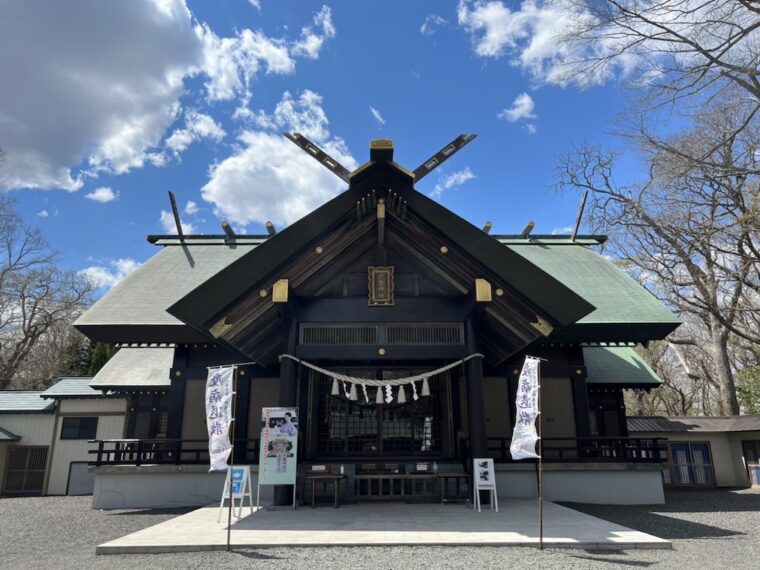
[90,436,666,467]
[88,439,260,466]
[463,437,667,464]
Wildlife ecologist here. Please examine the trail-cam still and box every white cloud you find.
[198,25,295,103]
[0,0,200,190]
[160,210,195,234]
[498,92,536,122]
[247,0,261,10]
[421,14,448,36]
[185,200,199,215]
[202,90,357,227]
[369,106,386,126]
[252,90,331,142]
[551,225,573,235]
[79,258,141,290]
[0,2,336,191]
[292,6,335,59]
[37,209,49,218]
[85,186,119,203]
[525,123,537,134]
[429,167,476,200]
[165,110,225,156]
[456,0,651,87]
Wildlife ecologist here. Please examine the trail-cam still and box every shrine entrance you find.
[306,368,457,462]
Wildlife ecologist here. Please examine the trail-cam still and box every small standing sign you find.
[218,465,254,522]
[472,457,498,512]
[257,407,299,508]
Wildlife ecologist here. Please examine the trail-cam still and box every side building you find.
[0,378,126,496]
[76,139,681,509]
[629,415,760,488]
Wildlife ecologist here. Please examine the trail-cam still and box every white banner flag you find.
[510,356,541,460]
[206,366,235,471]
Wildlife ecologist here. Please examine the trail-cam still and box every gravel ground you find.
[1,489,758,569]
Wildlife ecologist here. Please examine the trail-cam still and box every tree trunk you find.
[710,316,740,415]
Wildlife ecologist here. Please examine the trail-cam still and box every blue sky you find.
[1,1,639,292]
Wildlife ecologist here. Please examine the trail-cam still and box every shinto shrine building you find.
[75,137,680,509]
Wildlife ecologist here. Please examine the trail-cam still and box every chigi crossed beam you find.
[283,132,352,182]
[283,131,477,187]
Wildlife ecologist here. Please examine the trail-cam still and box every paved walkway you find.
[96,501,670,554]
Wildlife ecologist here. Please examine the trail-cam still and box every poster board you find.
[473,457,498,512]
[217,465,254,522]
[257,407,299,507]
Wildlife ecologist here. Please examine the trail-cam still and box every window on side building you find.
[60,417,99,440]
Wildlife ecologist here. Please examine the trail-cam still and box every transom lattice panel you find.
[300,323,464,346]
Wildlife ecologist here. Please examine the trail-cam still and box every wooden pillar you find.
[234,370,252,462]
[465,318,487,460]
[569,347,591,439]
[274,315,299,506]
[450,368,463,460]
[166,372,186,440]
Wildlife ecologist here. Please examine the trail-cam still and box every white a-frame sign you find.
[473,457,498,512]
[217,465,254,523]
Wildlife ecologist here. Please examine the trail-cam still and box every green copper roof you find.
[75,241,258,342]
[0,391,54,414]
[40,377,103,399]
[504,243,679,336]
[583,347,662,386]
[90,347,174,389]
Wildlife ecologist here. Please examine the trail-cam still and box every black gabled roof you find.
[168,156,594,341]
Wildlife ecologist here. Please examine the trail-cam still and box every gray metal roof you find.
[40,377,104,399]
[583,346,663,386]
[75,241,257,329]
[0,426,21,441]
[0,391,55,414]
[628,415,760,433]
[90,347,174,389]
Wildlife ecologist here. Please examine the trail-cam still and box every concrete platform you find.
[96,501,671,554]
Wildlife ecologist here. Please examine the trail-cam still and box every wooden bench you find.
[305,466,344,508]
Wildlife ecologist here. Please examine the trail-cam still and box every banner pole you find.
[538,359,544,551]
[227,365,239,552]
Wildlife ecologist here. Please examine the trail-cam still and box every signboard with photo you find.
[257,407,299,487]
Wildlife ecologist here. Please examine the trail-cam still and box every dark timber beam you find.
[221,221,235,243]
[167,191,185,241]
[413,134,477,183]
[377,199,386,247]
[569,346,591,439]
[166,371,186,440]
[572,191,589,242]
[465,318,487,459]
[520,221,535,237]
[274,314,299,506]
[284,132,351,183]
[234,369,252,462]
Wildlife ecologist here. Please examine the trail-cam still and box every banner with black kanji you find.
[205,366,235,471]
[510,356,541,460]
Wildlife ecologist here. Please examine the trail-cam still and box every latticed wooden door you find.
[2,446,48,494]
[743,441,760,486]
[664,441,714,486]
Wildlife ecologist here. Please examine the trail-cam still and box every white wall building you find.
[0,378,126,496]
